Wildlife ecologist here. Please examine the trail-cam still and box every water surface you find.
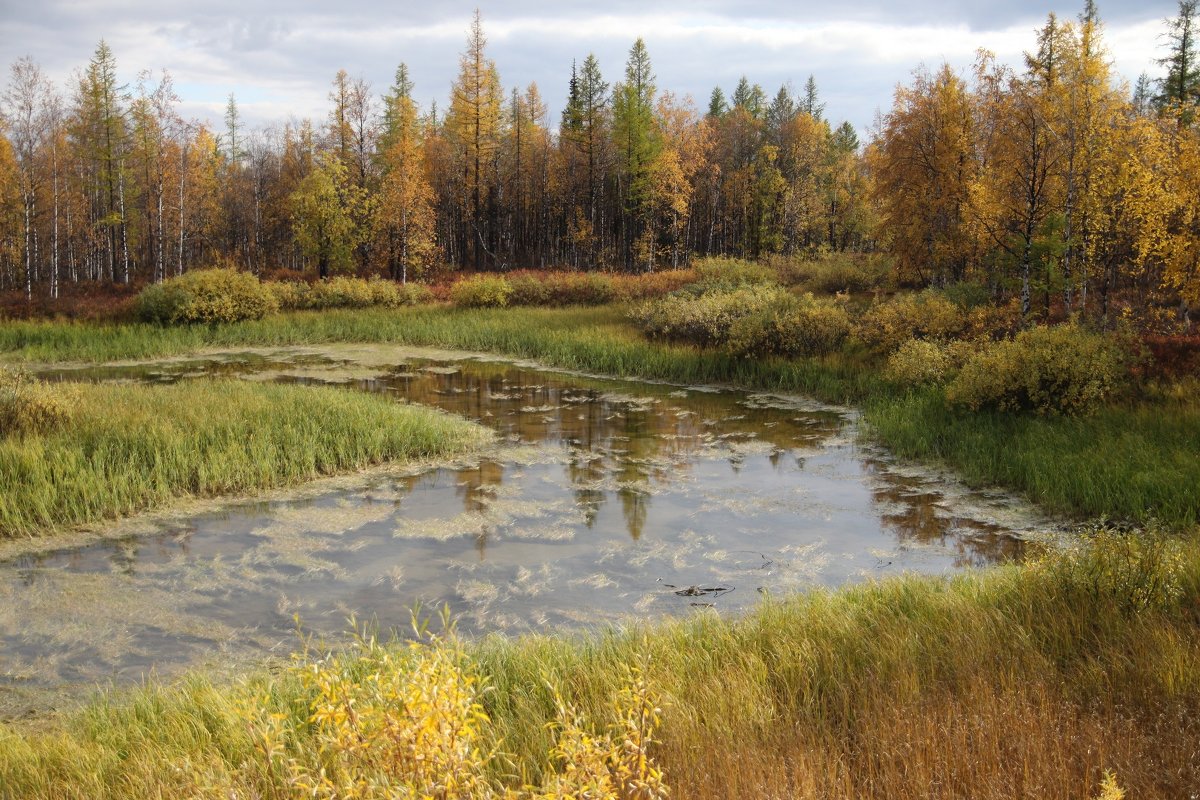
[1,346,1053,716]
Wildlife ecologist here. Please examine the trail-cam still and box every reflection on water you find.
[1,347,1053,715]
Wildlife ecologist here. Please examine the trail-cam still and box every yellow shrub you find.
[238,628,669,799]
[136,268,279,324]
[855,291,966,353]
[946,325,1132,415]
[451,275,514,308]
[632,284,792,347]
[727,292,852,357]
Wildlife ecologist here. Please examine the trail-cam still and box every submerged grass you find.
[2,532,1197,798]
[0,379,490,537]
[3,305,1195,526]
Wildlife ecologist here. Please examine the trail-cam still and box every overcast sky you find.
[0,1,1182,137]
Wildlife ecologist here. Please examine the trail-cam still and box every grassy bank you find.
[4,305,1196,526]
[0,378,490,537]
[2,530,1196,798]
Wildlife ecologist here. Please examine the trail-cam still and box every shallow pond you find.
[2,346,1054,716]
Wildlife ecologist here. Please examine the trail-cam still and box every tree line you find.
[1,3,1199,325]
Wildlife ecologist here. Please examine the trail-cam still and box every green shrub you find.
[136,268,279,325]
[0,368,76,437]
[691,257,777,290]
[946,324,1132,415]
[854,291,967,353]
[631,284,792,347]
[726,292,852,358]
[450,275,513,308]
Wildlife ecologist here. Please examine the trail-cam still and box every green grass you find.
[2,305,1198,526]
[1,531,1197,798]
[0,379,491,537]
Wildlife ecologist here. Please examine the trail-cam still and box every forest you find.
[0,2,1197,331]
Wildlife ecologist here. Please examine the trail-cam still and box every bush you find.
[771,253,886,294]
[136,268,279,325]
[507,271,618,306]
[450,275,513,308]
[726,292,852,358]
[1032,522,1185,613]
[691,257,777,289]
[854,291,967,353]
[631,284,792,347]
[0,368,76,437]
[946,324,1133,415]
[268,277,433,310]
[612,269,697,301]
[885,339,954,386]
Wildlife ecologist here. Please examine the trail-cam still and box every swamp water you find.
[2,346,1054,716]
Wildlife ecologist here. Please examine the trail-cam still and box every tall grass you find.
[0,379,490,537]
[2,306,1197,525]
[2,532,1197,798]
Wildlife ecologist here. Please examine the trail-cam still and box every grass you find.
[0,378,491,537]
[1,530,1196,798]
[3,305,1195,526]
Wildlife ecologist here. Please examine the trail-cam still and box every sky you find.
[0,0,1183,138]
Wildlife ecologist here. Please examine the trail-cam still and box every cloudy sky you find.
[0,1,1182,136]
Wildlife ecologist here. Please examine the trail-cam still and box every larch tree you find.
[374,92,436,283]
[446,9,502,269]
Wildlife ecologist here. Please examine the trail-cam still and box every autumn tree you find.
[446,10,502,269]
[871,63,976,286]
[374,91,436,283]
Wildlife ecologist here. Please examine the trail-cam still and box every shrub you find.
[266,280,311,310]
[964,299,1022,341]
[631,284,792,347]
[0,368,76,437]
[691,257,777,289]
[507,272,554,306]
[268,277,433,310]
[885,339,954,386]
[726,292,852,358]
[854,291,967,353]
[507,271,618,306]
[946,324,1132,415]
[1031,522,1185,613]
[884,338,981,387]
[136,268,279,325]
[771,253,885,294]
[613,268,697,301]
[450,275,513,308]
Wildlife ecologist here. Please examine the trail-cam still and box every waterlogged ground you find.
[2,346,1056,717]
